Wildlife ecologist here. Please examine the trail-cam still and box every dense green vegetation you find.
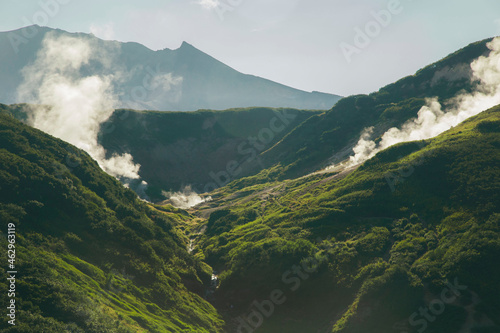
[194,106,500,332]
[0,112,223,332]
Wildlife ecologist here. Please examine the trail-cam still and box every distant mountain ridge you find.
[0,25,342,111]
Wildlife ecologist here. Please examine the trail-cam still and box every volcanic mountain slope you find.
[0,111,224,332]
[194,105,500,333]
[0,26,341,111]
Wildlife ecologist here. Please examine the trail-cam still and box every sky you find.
[1,0,500,97]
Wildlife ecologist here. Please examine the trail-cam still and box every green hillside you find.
[194,105,500,332]
[0,112,224,332]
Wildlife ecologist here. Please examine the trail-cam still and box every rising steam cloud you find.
[17,33,143,181]
[349,37,500,165]
[163,186,212,210]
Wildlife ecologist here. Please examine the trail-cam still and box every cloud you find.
[348,37,500,166]
[90,22,116,40]
[17,32,144,183]
[197,0,220,10]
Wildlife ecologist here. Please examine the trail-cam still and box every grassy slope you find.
[195,106,500,332]
[0,112,224,332]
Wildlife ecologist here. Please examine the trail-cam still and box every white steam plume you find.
[349,37,500,165]
[17,33,143,181]
[163,186,212,210]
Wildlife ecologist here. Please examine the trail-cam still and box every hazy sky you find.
[1,0,500,96]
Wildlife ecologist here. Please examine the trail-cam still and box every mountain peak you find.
[176,41,205,56]
[180,41,195,49]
